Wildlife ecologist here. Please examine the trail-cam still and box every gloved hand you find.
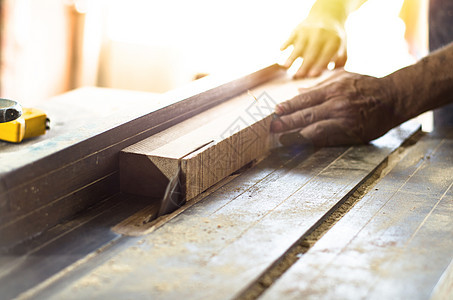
[281,17,347,79]
[271,70,401,147]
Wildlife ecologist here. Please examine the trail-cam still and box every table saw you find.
[0,65,452,299]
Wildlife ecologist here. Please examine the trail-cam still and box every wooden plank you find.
[261,130,453,299]
[41,122,420,300]
[0,64,284,250]
[120,75,307,201]
[0,193,151,300]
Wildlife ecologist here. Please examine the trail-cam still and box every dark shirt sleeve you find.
[429,0,453,127]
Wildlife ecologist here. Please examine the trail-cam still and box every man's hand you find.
[271,70,402,147]
[282,18,347,79]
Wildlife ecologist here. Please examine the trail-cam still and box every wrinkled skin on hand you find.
[281,19,347,79]
[271,70,402,147]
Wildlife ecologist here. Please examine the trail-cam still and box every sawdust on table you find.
[66,212,243,297]
[238,134,422,300]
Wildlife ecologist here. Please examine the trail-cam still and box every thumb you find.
[280,32,295,51]
[333,49,348,68]
[279,131,313,147]
[299,120,363,147]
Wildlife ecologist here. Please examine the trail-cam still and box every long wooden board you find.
[120,76,305,201]
[41,122,420,300]
[0,64,284,250]
[261,130,453,299]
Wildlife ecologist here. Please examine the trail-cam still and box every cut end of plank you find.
[120,152,173,199]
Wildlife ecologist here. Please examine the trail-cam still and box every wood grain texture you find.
[0,64,284,250]
[120,74,325,201]
[0,193,150,300]
[43,122,420,300]
[262,130,453,300]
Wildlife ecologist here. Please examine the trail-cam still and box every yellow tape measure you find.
[0,107,48,143]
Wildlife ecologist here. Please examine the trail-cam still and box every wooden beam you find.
[119,73,321,201]
[120,92,274,201]
[0,64,284,250]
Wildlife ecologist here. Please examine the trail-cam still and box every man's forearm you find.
[385,42,453,122]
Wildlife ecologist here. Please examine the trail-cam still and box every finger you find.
[280,32,295,51]
[334,53,348,68]
[299,119,363,147]
[284,38,306,68]
[274,87,326,116]
[307,39,341,77]
[279,131,313,147]
[271,102,332,133]
[293,39,322,79]
[333,48,348,68]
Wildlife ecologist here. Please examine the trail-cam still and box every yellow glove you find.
[282,17,347,79]
[282,0,367,79]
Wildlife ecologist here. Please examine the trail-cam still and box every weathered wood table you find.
[0,65,451,300]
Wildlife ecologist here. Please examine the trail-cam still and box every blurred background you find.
[0,0,427,108]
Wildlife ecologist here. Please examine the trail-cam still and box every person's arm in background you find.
[282,0,367,78]
[399,0,429,59]
[271,43,453,147]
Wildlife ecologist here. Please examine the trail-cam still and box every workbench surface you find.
[1,121,452,299]
[0,66,451,299]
